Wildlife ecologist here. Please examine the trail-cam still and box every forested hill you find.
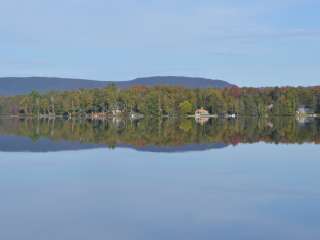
[0,76,235,96]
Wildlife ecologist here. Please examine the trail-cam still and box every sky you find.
[1,0,319,87]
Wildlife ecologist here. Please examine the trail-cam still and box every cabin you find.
[112,109,122,115]
[195,108,209,118]
[297,106,313,114]
[267,104,274,110]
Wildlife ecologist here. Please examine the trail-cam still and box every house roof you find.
[195,108,209,114]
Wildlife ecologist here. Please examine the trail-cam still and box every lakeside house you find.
[296,106,318,123]
[297,106,313,115]
[267,104,274,110]
[112,109,122,115]
[296,105,318,117]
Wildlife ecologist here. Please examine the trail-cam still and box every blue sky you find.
[1,0,319,86]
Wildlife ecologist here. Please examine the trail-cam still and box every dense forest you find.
[0,85,320,117]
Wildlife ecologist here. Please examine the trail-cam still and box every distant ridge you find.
[0,76,236,96]
[0,135,228,153]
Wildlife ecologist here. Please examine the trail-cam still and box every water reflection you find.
[0,118,320,240]
[0,117,319,152]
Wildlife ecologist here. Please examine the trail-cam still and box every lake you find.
[0,118,319,240]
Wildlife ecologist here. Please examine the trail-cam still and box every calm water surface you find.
[0,118,319,240]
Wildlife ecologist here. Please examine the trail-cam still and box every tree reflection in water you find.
[0,117,319,150]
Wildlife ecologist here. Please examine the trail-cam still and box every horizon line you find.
[0,75,319,88]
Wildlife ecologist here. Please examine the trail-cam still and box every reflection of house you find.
[195,117,209,125]
[296,116,314,125]
[267,122,274,128]
[130,112,144,120]
[195,108,209,118]
[91,112,107,120]
[225,113,236,119]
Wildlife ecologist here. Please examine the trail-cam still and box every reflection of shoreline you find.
[195,117,209,125]
[1,115,319,121]
[296,115,316,125]
[0,117,319,152]
[0,135,228,153]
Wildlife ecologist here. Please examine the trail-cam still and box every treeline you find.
[0,118,319,147]
[1,85,320,116]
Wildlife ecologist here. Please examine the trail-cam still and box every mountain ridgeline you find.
[0,76,235,96]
